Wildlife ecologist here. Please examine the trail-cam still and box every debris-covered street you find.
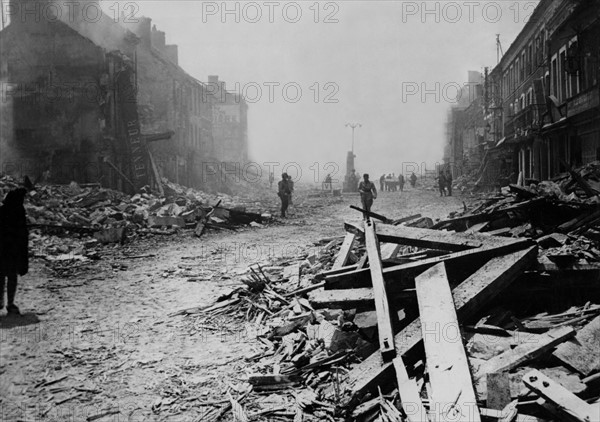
[2,0,600,421]
[1,183,464,422]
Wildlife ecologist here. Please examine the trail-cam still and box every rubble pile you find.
[175,199,600,421]
[0,175,272,274]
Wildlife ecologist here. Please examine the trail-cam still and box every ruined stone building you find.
[443,71,485,177]
[0,0,249,192]
[481,0,600,186]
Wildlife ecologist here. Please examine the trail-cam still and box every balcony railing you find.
[566,88,599,118]
[504,104,546,139]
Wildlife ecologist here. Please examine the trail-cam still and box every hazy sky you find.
[120,0,537,179]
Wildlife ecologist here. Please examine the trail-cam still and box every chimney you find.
[134,16,152,48]
[207,75,226,103]
[164,45,178,65]
[151,25,166,50]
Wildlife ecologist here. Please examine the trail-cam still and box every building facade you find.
[482,0,600,186]
[0,0,248,192]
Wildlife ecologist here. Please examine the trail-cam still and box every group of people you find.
[437,170,453,196]
[0,186,29,315]
[379,173,404,192]
[378,172,418,192]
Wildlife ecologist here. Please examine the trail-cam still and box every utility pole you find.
[345,122,362,153]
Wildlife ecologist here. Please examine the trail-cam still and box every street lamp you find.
[345,122,362,154]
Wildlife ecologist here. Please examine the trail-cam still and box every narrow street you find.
[1,186,464,422]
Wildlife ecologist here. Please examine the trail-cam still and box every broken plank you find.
[498,400,518,422]
[380,243,402,260]
[308,287,415,310]
[284,281,326,297]
[393,357,428,422]
[553,315,600,376]
[364,220,396,361]
[248,374,302,391]
[415,263,481,422]
[431,197,546,230]
[332,233,356,270]
[523,369,597,422]
[349,205,391,222]
[475,326,575,379]
[562,159,599,198]
[465,221,490,233]
[346,220,520,251]
[339,246,538,411]
[392,213,422,225]
[323,237,533,289]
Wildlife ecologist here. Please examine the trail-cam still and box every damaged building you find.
[0,0,249,192]
[443,70,486,177]
[446,0,600,188]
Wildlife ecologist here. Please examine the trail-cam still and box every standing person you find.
[0,188,29,315]
[324,173,332,190]
[287,175,294,205]
[438,171,447,197]
[269,172,275,189]
[410,172,417,188]
[277,173,291,218]
[358,173,378,215]
[398,173,405,192]
[379,174,385,192]
[445,170,453,196]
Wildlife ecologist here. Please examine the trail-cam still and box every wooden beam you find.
[561,158,599,198]
[350,205,390,222]
[332,233,356,270]
[345,220,519,251]
[415,263,481,422]
[364,220,396,361]
[392,213,422,225]
[431,197,546,230]
[323,237,532,290]
[308,287,415,309]
[474,326,575,379]
[393,357,428,422]
[339,246,538,411]
[147,149,165,196]
[523,369,597,422]
[553,315,600,376]
[380,243,402,260]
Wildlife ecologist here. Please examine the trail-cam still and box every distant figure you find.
[379,174,385,191]
[409,172,417,188]
[277,173,291,218]
[398,173,405,192]
[358,173,378,215]
[445,170,453,196]
[0,188,29,315]
[324,173,332,190]
[438,171,447,197]
[287,175,294,205]
[269,172,275,189]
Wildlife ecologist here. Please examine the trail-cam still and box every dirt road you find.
[0,186,465,422]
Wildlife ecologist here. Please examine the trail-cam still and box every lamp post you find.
[345,122,362,153]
